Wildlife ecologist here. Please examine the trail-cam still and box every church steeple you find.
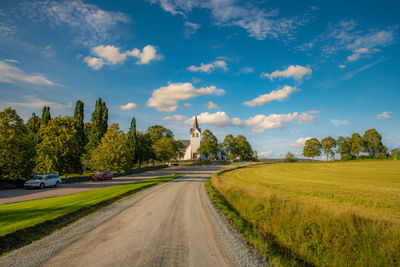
[190,116,201,134]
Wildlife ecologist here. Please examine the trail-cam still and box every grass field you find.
[0,174,182,254]
[210,161,400,266]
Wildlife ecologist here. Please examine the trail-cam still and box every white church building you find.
[181,116,227,161]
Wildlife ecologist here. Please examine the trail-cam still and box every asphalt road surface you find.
[0,165,264,267]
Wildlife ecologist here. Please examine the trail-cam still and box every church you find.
[180,116,227,161]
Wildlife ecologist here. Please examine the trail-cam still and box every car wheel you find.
[39,183,45,189]
[55,181,60,187]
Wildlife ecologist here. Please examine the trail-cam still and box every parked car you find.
[24,174,61,189]
[92,171,113,181]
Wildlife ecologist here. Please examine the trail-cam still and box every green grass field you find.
[0,174,182,254]
[211,161,400,266]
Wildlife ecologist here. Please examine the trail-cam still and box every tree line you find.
[0,98,255,183]
[300,128,396,161]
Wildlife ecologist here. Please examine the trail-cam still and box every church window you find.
[196,133,199,137]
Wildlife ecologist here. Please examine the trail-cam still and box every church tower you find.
[189,116,201,160]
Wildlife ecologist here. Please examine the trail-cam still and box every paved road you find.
[0,166,201,204]
[0,165,263,267]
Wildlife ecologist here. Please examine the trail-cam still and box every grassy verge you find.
[209,161,400,266]
[0,174,182,255]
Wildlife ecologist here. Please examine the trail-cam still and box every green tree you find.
[126,117,138,168]
[321,136,337,161]
[222,134,236,159]
[336,136,351,158]
[153,136,177,163]
[89,124,131,172]
[349,133,365,159]
[0,108,33,182]
[26,113,41,144]
[235,135,253,160]
[135,132,154,168]
[198,129,218,160]
[74,100,86,147]
[35,116,81,175]
[363,129,385,157]
[86,98,108,152]
[284,152,298,163]
[391,148,400,160]
[303,138,322,161]
[41,106,51,127]
[147,125,173,143]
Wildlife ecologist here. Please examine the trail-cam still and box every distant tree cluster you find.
[220,134,255,161]
[302,129,393,161]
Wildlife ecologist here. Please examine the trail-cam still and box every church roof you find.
[180,140,190,148]
[190,116,201,134]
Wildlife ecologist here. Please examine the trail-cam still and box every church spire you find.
[193,116,199,130]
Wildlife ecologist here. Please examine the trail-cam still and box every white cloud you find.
[290,137,311,147]
[244,85,298,107]
[207,101,219,110]
[0,60,54,85]
[147,82,225,112]
[120,102,137,110]
[166,110,318,132]
[184,103,192,107]
[330,119,349,126]
[259,151,273,157]
[187,60,227,73]
[377,111,392,120]
[184,21,201,38]
[148,0,314,41]
[347,47,380,62]
[185,111,231,127]
[238,66,254,74]
[263,65,312,81]
[84,45,161,69]
[338,64,346,69]
[298,110,319,124]
[4,95,71,109]
[24,0,130,46]
[162,114,187,121]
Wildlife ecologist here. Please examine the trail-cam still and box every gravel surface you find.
[0,165,266,267]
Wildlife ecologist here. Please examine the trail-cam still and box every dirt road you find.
[0,165,263,267]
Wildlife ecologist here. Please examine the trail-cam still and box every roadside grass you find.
[209,161,400,266]
[0,174,182,255]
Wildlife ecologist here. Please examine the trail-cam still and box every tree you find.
[86,98,108,152]
[147,125,173,144]
[35,116,81,175]
[303,138,322,161]
[235,135,253,160]
[391,148,400,160]
[363,129,385,157]
[0,108,33,182]
[135,132,154,168]
[284,152,298,163]
[126,117,138,167]
[336,136,351,158]
[74,100,86,147]
[26,113,41,144]
[222,134,236,159]
[41,106,51,127]
[89,124,131,172]
[321,136,337,161]
[198,129,218,160]
[349,133,365,159]
[153,136,177,163]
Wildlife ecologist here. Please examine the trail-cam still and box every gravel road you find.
[0,165,265,267]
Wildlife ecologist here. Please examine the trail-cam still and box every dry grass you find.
[211,161,400,266]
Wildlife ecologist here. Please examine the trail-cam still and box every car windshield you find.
[33,176,44,180]
[96,171,104,175]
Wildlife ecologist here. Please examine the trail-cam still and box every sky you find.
[0,0,399,159]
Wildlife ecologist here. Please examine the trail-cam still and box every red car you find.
[92,171,113,181]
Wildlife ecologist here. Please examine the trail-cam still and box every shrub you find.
[341,154,353,161]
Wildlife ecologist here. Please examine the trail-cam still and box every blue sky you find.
[0,0,399,158]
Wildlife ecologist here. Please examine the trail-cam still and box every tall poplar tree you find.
[41,106,51,127]
[74,100,86,147]
[86,98,108,152]
[127,117,138,167]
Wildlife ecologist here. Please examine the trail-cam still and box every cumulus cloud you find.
[184,21,201,38]
[0,60,54,85]
[120,102,137,110]
[298,110,319,124]
[148,0,314,41]
[23,0,130,46]
[238,66,254,74]
[162,114,188,121]
[5,95,71,109]
[259,151,273,157]
[84,45,161,69]
[377,111,392,120]
[166,110,318,133]
[290,137,311,147]
[207,101,219,110]
[244,85,298,107]
[187,60,227,73]
[330,119,349,126]
[262,65,312,81]
[347,47,380,62]
[147,82,225,112]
